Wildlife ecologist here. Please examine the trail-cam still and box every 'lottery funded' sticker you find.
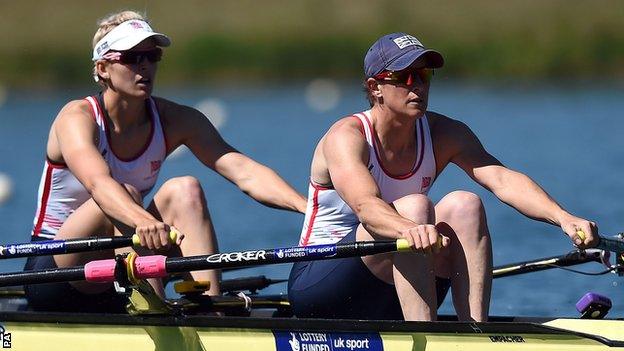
[0,241,66,256]
[274,331,383,351]
[274,244,337,260]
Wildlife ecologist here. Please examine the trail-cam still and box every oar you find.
[494,233,624,279]
[0,239,410,287]
[493,249,604,278]
[577,231,624,253]
[0,231,178,259]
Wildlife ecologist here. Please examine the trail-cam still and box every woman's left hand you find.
[560,215,599,249]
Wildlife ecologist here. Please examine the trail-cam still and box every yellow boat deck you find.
[1,312,623,351]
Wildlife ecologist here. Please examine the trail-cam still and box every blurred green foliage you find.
[1,0,623,87]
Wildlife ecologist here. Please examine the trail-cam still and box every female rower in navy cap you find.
[288,32,598,321]
[24,10,306,312]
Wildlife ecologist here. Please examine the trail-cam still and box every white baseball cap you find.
[92,19,171,61]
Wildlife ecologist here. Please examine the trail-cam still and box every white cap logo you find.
[393,35,423,49]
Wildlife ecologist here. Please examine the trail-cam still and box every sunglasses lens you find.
[407,69,433,84]
[118,52,138,64]
[146,48,163,62]
[118,48,162,64]
[377,69,433,85]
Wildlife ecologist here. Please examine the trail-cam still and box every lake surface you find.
[1,80,623,318]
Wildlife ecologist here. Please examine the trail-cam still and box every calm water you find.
[1,80,623,318]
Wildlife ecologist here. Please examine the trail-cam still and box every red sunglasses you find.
[374,68,433,86]
[102,48,163,65]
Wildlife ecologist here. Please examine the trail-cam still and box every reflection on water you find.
[0,81,623,317]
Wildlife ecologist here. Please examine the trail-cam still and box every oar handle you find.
[394,237,442,251]
[576,231,624,253]
[396,238,411,251]
[131,230,178,246]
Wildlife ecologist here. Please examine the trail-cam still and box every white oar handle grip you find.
[131,230,179,246]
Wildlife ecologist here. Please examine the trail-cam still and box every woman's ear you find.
[95,61,110,80]
[367,78,383,100]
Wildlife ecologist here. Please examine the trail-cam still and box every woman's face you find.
[98,39,160,98]
[369,58,433,119]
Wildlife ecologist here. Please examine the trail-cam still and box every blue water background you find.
[1,80,623,318]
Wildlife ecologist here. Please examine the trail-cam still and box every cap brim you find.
[109,33,171,51]
[386,49,444,71]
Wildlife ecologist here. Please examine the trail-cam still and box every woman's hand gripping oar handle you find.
[131,229,179,246]
[395,236,443,252]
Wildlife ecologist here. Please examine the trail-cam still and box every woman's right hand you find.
[399,224,450,253]
[134,219,181,250]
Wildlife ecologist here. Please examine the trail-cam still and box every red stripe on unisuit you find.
[86,96,97,122]
[32,163,54,237]
[300,186,321,246]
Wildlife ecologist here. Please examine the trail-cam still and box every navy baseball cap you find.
[364,33,444,77]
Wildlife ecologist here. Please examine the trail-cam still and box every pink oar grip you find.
[133,255,167,279]
[84,259,116,282]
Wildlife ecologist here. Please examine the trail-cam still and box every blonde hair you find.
[92,10,147,86]
[92,10,146,49]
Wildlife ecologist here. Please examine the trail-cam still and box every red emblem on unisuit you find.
[421,176,431,190]
[151,160,162,172]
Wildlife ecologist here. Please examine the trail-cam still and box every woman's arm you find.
[160,99,306,213]
[53,101,173,249]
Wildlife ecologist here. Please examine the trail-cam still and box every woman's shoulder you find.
[331,113,366,132]
[55,99,97,124]
[49,99,99,143]
[322,114,369,149]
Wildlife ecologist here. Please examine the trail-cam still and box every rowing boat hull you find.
[1,312,623,350]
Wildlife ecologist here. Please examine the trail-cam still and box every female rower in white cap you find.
[24,10,306,312]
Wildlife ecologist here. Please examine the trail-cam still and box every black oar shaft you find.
[0,237,133,259]
[493,250,602,278]
[0,231,177,259]
[0,267,86,287]
[165,240,401,273]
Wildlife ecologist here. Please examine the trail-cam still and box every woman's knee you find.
[439,191,484,218]
[158,176,206,209]
[393,193,435,223]
[436,191,489,242]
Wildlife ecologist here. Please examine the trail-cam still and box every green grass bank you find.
[1,0,623,87]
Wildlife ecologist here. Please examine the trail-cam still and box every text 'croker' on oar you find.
[0,231,179,259]
[0,239,411,287]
